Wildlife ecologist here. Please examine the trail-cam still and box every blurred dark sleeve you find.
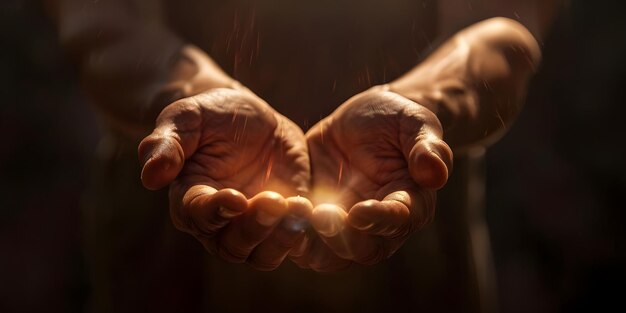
[43,0,236,139]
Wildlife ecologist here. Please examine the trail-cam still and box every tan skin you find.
[138,87,313,270]
[138,18,540,271]
[289,19,541,270]
[50,0,551,271]
[289,89,451,271]
[50,0,315,270]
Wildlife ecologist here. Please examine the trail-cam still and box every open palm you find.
[290,87,453,271]
[139,88,312,270]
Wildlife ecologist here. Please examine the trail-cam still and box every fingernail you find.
[256,211,280,226]
[218,206,241,218]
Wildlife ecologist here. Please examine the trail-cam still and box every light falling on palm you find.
[290,87,453,271]
[139,88,312,270]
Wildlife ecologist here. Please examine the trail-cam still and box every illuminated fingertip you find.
[311,204,346,237]
[254,190,285,201]
[286,196,314,218]
[212,189,248,214]
[252,191,288,206]
[287,196,313,208]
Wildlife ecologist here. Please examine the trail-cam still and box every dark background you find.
[1,0,624,312]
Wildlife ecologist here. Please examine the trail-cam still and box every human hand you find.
[138,87,312,270]
[390,18,541,150]
[290,87,452,271]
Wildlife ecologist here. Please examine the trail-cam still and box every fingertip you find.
[346,200,379,231]
[212,188,248,217]
[250,191,288,212]
[282,196,313,232]
[409,141,452,190]
[286,196,314,218]
[250,191,288,226]
[348,199,411,237]
[311,204,347,237]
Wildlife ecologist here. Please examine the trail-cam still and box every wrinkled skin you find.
[289,87,453,271]
[138,87,312,270]
[136,17,540,272]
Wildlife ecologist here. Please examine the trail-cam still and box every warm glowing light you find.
[231,107,239,124]
[337,160,343,187]
[264,155,274,183]
[311,186,341,206]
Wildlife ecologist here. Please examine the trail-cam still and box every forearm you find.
[47,0,237,139]
[69,31,237,138]
[389,18,541,151]
[437,0,560,41]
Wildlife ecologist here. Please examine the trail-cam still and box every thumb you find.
[407,136,452,189]
[400,102,453,190]
[138,100,202,190]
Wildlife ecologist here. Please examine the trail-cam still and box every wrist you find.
[151,45,241,112]
[389,18,541,150]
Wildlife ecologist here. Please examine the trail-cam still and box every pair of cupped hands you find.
[138,84,452,272]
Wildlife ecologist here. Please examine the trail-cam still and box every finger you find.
[247,196,313,271]
[310,203,347,237]
[408,135,453,190]
[287,234,312,269]
[288,234,352,272]
[180,186,248,236]
[346,195,411,238]
[138,100,203,190]
[216,191,288,263]
[346,189,436,240]
[169,183,248,254]
[398,100,453,190]
[310,204,387,265]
